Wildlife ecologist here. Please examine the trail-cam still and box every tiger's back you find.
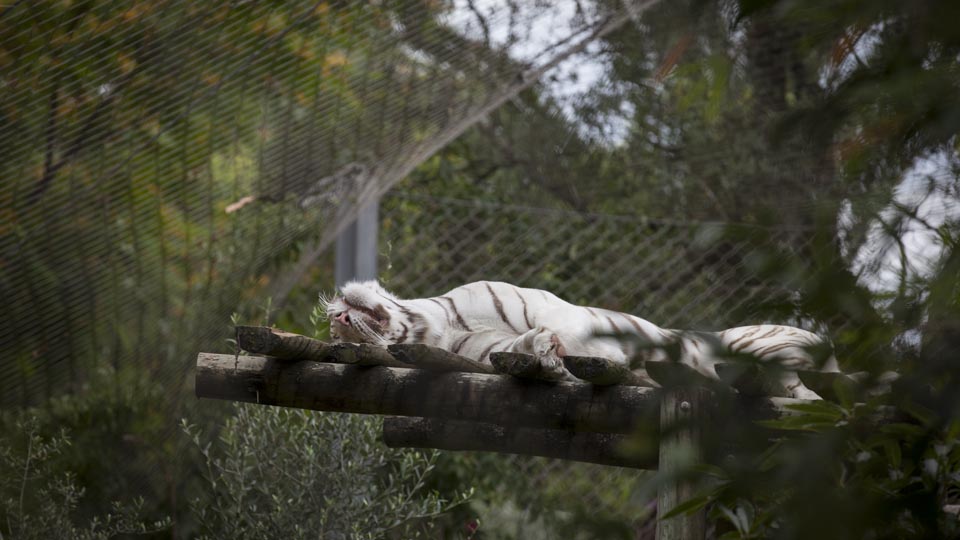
[324,280,838,399]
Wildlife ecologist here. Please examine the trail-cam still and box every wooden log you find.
[326,342,409,368]
[563,355,653,386]
[656,387,709,540]
[236,325,330,360]
[489,352,565,381]
[382,417,655,469]
[388,344,495,374]
[195,353,657,434]
[714,363,789,397]
[645,361,715,388]
[235,326,406,367]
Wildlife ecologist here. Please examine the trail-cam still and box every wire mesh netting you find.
[3,0,959,537]
[380,192,812,330]
[0,0,657,407]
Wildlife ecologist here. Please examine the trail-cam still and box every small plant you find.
[309,301,332,341]
[183,405,471,539]
[0,417,171,540]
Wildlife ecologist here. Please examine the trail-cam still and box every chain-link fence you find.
[372,190,818,534]
[4,0,951,536]
[380,192,813,330]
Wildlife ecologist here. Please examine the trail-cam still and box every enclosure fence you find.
[379,191,814,331]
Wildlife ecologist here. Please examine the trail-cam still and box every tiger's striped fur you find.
[323,280,839,399]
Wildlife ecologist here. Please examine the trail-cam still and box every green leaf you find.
[757,415,837,432]
[884,440,902,468]
[784,400,844,418]
[659,493,713,521]
[880,423,926,439]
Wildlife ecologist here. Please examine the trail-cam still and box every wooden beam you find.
[236,325,330,360]
[714,363,788,397]
[564,355,653,386]
[235,326,406,368]
[324,342,409,368]
[645,361,715,388]
[388,344,495,374]
[382,417,655,469]
[195,353,657,434]
[489,352,566,381]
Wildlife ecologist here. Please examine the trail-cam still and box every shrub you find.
[183,404,471,539]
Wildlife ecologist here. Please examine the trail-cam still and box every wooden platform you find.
[195,325,855,540]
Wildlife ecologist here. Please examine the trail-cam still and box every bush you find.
[0,416,171,539]
[656,227,960,539]
[183,405,471,539]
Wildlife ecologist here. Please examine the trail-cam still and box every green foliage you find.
[183,405,471,539]
[647,223,960,539]
[420,451,651,540]
[0,416,171,539]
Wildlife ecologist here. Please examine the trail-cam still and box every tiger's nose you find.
[334,311,350,325]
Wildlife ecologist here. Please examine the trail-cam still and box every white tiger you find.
[323,280,839,399]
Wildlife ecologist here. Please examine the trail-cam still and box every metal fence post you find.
[335,198,379,287]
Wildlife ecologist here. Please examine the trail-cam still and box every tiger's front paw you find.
[534,333,572,381]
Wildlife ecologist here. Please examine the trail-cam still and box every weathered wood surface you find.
[489,352,566,381]
[382,417,655,469]
[645,361,715,388]
[388,344,495,374]
[236,325,330,360]
[564,355,653,386]
[656,387,709,540]
[323,342,409,368]
[195,353,657,434]
[235,325,406,367]
[714,363,789,397]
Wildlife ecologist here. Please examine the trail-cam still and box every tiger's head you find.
[321,281,416,346]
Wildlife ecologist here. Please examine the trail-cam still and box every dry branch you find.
[195,353,657,434]
[382,417,655,469]
[388,344,494,374]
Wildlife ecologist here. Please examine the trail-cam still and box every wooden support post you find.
[656,387,708,540]
[382,417,655,469]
